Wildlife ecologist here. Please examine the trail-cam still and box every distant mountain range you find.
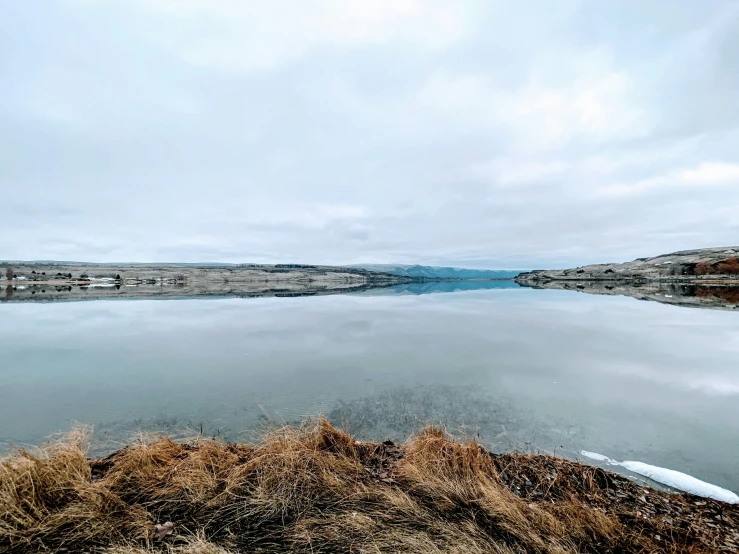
[350,264,521,280]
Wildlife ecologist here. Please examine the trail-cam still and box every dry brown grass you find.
[695,257,739,276]
[1,419,736,553]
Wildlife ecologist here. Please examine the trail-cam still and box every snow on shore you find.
[580,451,738,504]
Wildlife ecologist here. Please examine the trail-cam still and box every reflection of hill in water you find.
[2,279,520,303]
[517,281,739,311]
[357,280,521,296]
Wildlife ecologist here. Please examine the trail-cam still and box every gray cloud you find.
[1,0,738,267]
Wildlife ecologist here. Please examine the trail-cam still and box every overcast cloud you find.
[1,0,738,268]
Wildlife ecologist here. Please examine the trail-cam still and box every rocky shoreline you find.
[515,246,739,284]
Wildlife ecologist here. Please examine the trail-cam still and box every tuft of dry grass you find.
[1,418,736,553]
[0,426,151,551]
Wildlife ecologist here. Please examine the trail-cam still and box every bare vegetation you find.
[696,257,739,276]
[1,419,736,553]
[695,285,739,304]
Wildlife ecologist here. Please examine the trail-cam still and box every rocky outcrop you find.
[515,247,739,284]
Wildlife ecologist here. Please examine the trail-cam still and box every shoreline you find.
[0,263,441,303]
[2,419,736,553]
[513,247,739,310]
[515,246,739,284]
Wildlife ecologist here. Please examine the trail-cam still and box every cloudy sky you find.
[2,1,738,268]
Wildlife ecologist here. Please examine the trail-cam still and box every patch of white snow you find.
[580,451,616,464]
[621,461,739,504]
[580,450,738,503]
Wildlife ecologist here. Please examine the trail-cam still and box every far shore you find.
[515,246,739,283]
[0,263,429,303]
[514,247,739,310]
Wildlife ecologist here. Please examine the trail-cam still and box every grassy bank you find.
[1,419,736,553]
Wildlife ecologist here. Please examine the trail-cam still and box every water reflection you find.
[356,280,520,295]
[0,288,737,490]
[0,278,521,303]
[517,280,739,311]
[4,275,739,313]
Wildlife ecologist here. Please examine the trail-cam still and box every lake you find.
[1,282,738,492]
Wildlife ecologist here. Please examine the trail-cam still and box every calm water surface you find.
[1,284,738,490]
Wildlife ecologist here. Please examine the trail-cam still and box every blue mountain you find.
[351,264,521,279]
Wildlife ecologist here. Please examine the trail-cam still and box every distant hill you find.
[1,260,522,280]
[515,246,739,283]
[350,264,521,280]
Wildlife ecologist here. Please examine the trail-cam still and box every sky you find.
[1,1,738,269]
